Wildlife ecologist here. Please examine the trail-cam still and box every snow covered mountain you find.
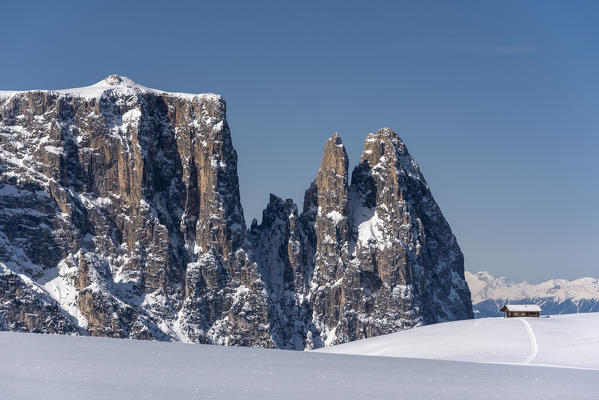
[466,271,599,318]
[0,75,472,348]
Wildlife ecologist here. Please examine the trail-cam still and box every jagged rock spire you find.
[313,132,351,264]
[350,128,473,324]
[314,132,350,218]
[308,133,354,345]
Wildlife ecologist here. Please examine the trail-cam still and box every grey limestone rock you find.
[0,76,472,348]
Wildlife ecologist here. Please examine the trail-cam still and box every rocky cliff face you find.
[0,76,472,348]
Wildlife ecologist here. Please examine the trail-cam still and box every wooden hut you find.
[500,304,542,318]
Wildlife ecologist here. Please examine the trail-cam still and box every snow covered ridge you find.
[321,312,599,371]
[0,75,472,349]
[0,74,222,102]
[466,271,599,317]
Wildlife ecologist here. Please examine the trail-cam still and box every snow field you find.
[320,312,599,370]
[1,330,599,399]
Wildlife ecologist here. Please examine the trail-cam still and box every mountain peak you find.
[329,132,342,143]
[100,74,137,87]
[375,127,396,137]
[1,75,222,102]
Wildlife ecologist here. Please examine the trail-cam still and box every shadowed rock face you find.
[251,129,473,347]
[0,265,77,334]
[348,129,473,330]
[0,76,272,346]
[0,76,472,348]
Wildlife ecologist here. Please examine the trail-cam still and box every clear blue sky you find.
[2,1,597,282]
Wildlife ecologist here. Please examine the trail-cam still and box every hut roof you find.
[500,304,542,312]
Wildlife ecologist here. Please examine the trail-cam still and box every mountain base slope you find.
[0,331,598,399]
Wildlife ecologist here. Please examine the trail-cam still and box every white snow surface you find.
[320,312,599,370]
[0,74,221,102]
[356,210,384,247]
[1,330,599,400]
[467,270,599,304]
[502,304,542,312]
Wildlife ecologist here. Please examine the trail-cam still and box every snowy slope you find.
[0,74,221,101]
[467,271,599,317]
[321,312,599,370]
[1,331,598,400]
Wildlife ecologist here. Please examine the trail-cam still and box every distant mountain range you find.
[466,271,599,318]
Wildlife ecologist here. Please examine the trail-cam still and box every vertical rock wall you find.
[0,76,472,348]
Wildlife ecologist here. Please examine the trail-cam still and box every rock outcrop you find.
[0,76,472,348]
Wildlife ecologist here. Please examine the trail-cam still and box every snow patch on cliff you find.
[0,74,222,103]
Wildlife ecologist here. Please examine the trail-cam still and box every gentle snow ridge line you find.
[0,75,222,101]
[320,313,599,370]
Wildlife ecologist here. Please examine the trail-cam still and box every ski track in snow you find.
[519,318,538,365]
